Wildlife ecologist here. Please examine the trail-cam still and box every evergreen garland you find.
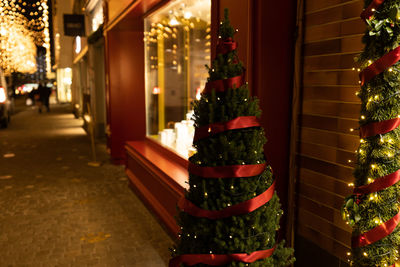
[343,0,400,266]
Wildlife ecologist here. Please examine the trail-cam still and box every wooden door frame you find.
[286,0,305,249]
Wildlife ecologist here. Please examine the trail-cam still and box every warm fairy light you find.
[371,164,377,169]
[360,139,365,143]
[359,149,363,153]
[368,60,372,65]
[368,178,373,183]
[374,95,379,100]
[355,92,359,96]
[361,115,365,119]
[348,159,352,163]
[387,152,393,157]
[348,183,354,187]
[389,68,393,72]
[380,138,384,143]
[0,87,6,103]
[42,0,51,73]
[352,67,355,71]
[184,11,192,19]
[169,17,180,26]
[347,252,351,256]
[350,128,354,132]
[363,252,368,257]
[0,0,50,74]
[370,193,378,200]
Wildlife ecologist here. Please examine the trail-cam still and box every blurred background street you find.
[0,102,173,266]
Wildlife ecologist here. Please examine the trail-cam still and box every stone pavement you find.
[0,103,174,266]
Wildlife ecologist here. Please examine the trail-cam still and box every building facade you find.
[74,0,365,266]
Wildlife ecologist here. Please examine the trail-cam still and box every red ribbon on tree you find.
[189,162,266,178]
[359,46,400,86]
[351,210,400,247]
[216,38,238,55]
[360,117,400,138]
[354,169,400,195]
[360,0,385,20]
[179,181,275,219]
[169,246,276,267]
[193,116,260,142]
[203,75,244,94]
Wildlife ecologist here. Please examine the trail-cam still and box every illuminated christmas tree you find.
[342,1,400,266]
[170,9,294,267]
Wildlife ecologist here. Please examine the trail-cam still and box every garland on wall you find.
[342,0,400,266]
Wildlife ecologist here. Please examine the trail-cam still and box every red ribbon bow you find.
[169,246,276,267]
[359,46,400,86]
[216,38,238,55]
[179,180,275,219]
[203,75,244,94]
[189,162,266,178]
[360,0,385,20]
[352,210,400,247]
[359,117,400,138]
[194,116,260,142]
[354,169,400,195]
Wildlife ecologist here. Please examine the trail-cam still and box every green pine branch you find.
[342,0,400,266]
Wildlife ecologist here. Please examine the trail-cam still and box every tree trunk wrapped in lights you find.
[170,9,294,267]
[342,0,400,266]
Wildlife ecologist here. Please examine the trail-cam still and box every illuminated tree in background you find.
[342,0,400,266]
[170,9,294,267]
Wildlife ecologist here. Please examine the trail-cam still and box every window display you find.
[144,0,211,158]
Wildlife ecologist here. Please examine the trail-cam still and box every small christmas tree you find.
[342,1,400,266]
[170,9,294,267]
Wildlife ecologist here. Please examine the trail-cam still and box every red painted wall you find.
[106,28,146,162]
[252,0,297,231]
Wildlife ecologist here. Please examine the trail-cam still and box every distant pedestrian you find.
[37,82,51,113]
[28,88,38,106]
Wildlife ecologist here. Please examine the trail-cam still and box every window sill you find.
[125,139,188,236]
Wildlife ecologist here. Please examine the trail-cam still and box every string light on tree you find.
[342,0,400,266]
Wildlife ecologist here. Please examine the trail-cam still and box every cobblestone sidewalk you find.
[0,104,173,267]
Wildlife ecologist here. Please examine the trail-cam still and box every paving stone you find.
[0,104,173,266]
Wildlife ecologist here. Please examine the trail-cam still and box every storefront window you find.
[57,68,72,102]
[89,1,103,32]
[144,0,211,159]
